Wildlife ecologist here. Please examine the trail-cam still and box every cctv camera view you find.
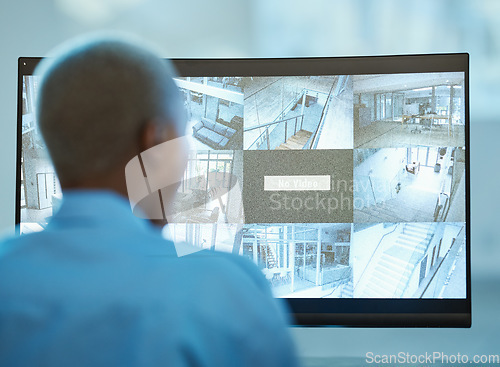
[20,76,62,234]
[20,70,467,299]
[353,72,465,148]
[175,77,244,150]
[353,146,465,223]
[243,76,353,150]
[167,150,244,225]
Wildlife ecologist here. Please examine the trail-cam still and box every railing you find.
[264,243,277,269]
[305,76,349,149]
[433,192,450,222]
[36,172,58,210]
[22,113,36,135]
[245,115,304,150]
[353,224,399,293]
[419,225,465,298]
[305,95,332,150]
[368,176,377,203]
[321,266,352,298]
[245,88,307,150]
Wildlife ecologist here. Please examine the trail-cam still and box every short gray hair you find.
[36,34,185,185]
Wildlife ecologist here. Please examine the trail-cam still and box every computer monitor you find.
[17,54,470,326]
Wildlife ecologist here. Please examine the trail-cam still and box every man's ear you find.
[139,121,178,153]
[139,122,157,153]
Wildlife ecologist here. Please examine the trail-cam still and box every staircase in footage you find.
[354,197,435,223]
[275,129,312,150]
[340,280,354,298]
[263,242,277,269]
[360,223,436,298]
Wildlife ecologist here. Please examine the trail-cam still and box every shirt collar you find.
[49,189,154,233]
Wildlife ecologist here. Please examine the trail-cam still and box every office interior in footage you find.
[20,71,466,300]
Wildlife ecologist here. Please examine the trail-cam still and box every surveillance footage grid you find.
[20,72,467,299]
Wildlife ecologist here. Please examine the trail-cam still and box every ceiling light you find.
[413,87,432,92]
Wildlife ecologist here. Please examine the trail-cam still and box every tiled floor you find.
[354,166,451,223]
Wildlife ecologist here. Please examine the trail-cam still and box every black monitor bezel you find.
[17,54,471,327]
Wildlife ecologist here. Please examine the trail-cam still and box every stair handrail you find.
[396,224,437,297]
[353,224,399,293]
[419,225,465,298]
[433,166,452,221]
[245,87,306,133]
[305,78,339,150]
[246,114,305,150]
[244,114,305,132]
[321,266,353,298]
[433,193,449,222]
[307,75,350,149]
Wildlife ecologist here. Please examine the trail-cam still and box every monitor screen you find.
[17,55,470,326]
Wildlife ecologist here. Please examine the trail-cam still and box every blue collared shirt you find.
[0,190,298,367]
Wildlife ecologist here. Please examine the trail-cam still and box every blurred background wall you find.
[1,0,499,361]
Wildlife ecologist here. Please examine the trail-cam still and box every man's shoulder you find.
[0,229,274,311]
[163,249,292,331]
[0,230,44,259]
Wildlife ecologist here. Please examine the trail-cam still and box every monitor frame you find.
[17,54,471,327]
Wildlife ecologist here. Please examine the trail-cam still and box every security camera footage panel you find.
[18,56,469,326]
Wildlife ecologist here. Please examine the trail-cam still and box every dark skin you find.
[61,121,178,227]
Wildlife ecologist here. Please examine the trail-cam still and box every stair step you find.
[405,223,434,231]
[368,275,406,297]
[402,223,431,230]
[361,199,440,222]
[397,235,427,245]
[370,271,400,291]
[373,268,409,290]
[385,244,421,261]
[380,259,414,277]
[366,202,413,222]
[399,231,429,241]
[275,129,312,150]
[377,260,413,278]
[365,281,393,297]
[384,249,414,264]
[395,240,427,253]
[358,222,435,298]
[374,264,411,281]
[380,253,409,267]
[374,264,410,280]
[396,241,427,252]
[402,229,431,239]
[342,282,354,298]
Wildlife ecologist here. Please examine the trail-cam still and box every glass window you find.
[451,85,464,125]
[435,85,451,119]
[385,93,393,120]
[393,93,404,120]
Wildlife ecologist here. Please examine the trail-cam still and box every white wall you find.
[354,148,406,208]
[351,223,390,287]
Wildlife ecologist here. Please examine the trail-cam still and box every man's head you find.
[35,34,186,189]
